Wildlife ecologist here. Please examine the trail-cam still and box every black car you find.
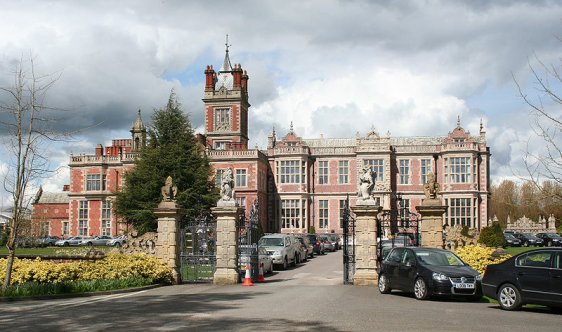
[378,247,482,301]
[535,233,562,247]
[513,233,544,247]
[504,233,521,247]
[482,248,562,311]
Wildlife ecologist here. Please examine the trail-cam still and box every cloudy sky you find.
[1,0,561,206]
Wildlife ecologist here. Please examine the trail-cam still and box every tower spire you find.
[221,34,232,73]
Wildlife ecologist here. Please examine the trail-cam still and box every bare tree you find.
[514,56,562,202]
[0,56,67,290]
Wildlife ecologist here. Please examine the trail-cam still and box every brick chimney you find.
[205,65,216,91]
[232,63,243,89]
[95,144,104,157]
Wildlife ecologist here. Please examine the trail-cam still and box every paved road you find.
[1,251,560,331]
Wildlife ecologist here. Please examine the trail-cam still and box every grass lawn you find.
[504,246,540,256]
[0,246,112,257]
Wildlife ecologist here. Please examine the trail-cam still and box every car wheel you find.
[87,242,93,246]
[114,242,121,247]
[414,278,430,300]
[498,283,522,311]
[548,241,553,247]
[523,241,528,247]
[378,274,391,294]
[293,254,299,266]
[283,257,288,270]
[64,242,69,247]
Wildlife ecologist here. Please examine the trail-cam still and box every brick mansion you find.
[32,47,491,238]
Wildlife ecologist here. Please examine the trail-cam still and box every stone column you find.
[154,201,185,284]
[416,199,448,249]
[352,204,382,286]
[212,204,241,285]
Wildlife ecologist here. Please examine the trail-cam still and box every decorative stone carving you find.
[120,231,158,255]
[161,176,178,202]
[358,165,375,203]
[443,225,479,250]
[423,173,440,200]
[505,215,557,234]
[219,168,235,202]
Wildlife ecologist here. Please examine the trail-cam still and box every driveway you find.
[0,251,560,331]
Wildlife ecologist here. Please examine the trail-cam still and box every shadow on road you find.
[0,290,346,331]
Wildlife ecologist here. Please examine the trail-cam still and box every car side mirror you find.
[406,261,414,267]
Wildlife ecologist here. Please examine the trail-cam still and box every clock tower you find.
[203,41,250,150]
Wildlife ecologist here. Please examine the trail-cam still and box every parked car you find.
[295,234,314,259]
[378,247,483,301]
[306,234,324,255]
[293,236,308,262]
[395,232,418,246]
[377,239,407,261]
[327,234,342,250]
[482,248,562,311]
[80,235,113,246]
[391,235,415,247]
[107,235,127,247]
[504,233,521,247]
[239,246,273,276]
[319,235,336,252]
[535,233,562,247]
[513,233,543,247]
[37,236,61,247]
[55,236,85,247]
[258,233,299,270]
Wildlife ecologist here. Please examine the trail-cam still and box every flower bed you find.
[455,245,511,274]
[0,253,172,285]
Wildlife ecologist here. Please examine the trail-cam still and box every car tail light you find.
[316,241,320,246]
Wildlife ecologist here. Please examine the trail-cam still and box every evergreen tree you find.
[478,222,506,248]
[114,91,217,233]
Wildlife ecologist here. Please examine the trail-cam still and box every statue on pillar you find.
[423,173,440,200]
[161,176,178,202]
[219,168,235,202]
[358,165,375,203]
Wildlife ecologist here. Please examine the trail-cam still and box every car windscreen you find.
[415,250,465,266]
[258,237,284,246]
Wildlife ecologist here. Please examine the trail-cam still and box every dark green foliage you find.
[478,222,506,247]
[114,91,218,233]
[461,226,473,238]
[0,277,154,298]
[308,226,316,234]
[0,232,7,246]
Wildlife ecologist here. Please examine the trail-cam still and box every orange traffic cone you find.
[257,263,266,283]
[242,264,254,286]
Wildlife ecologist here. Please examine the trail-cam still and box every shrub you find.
[308,226,316,234]
[455,245,511,274]
[0,253,173,286]
[478,222,505,247]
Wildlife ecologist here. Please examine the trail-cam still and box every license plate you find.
[454,283,475,289]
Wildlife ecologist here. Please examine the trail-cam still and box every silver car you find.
[55,236,84,247]
[107,235,127,247]
[80,235,113,246]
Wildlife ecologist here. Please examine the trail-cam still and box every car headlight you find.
[273,251,280,256]
[475,274,482,281]
[432,272,448,281]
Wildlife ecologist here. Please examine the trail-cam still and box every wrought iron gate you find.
[377,211,420,264]
[342,197,356,284]
[238,200,261,282]
[180,212,216,283]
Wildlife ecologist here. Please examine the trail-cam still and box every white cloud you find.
[1,0,561,191]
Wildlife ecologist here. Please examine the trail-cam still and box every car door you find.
[515,251,554,302]
[384,248,405,290]
[550,251,562,303]
[397,248,417,290]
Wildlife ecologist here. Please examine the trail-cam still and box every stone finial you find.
[161,176,178,202]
